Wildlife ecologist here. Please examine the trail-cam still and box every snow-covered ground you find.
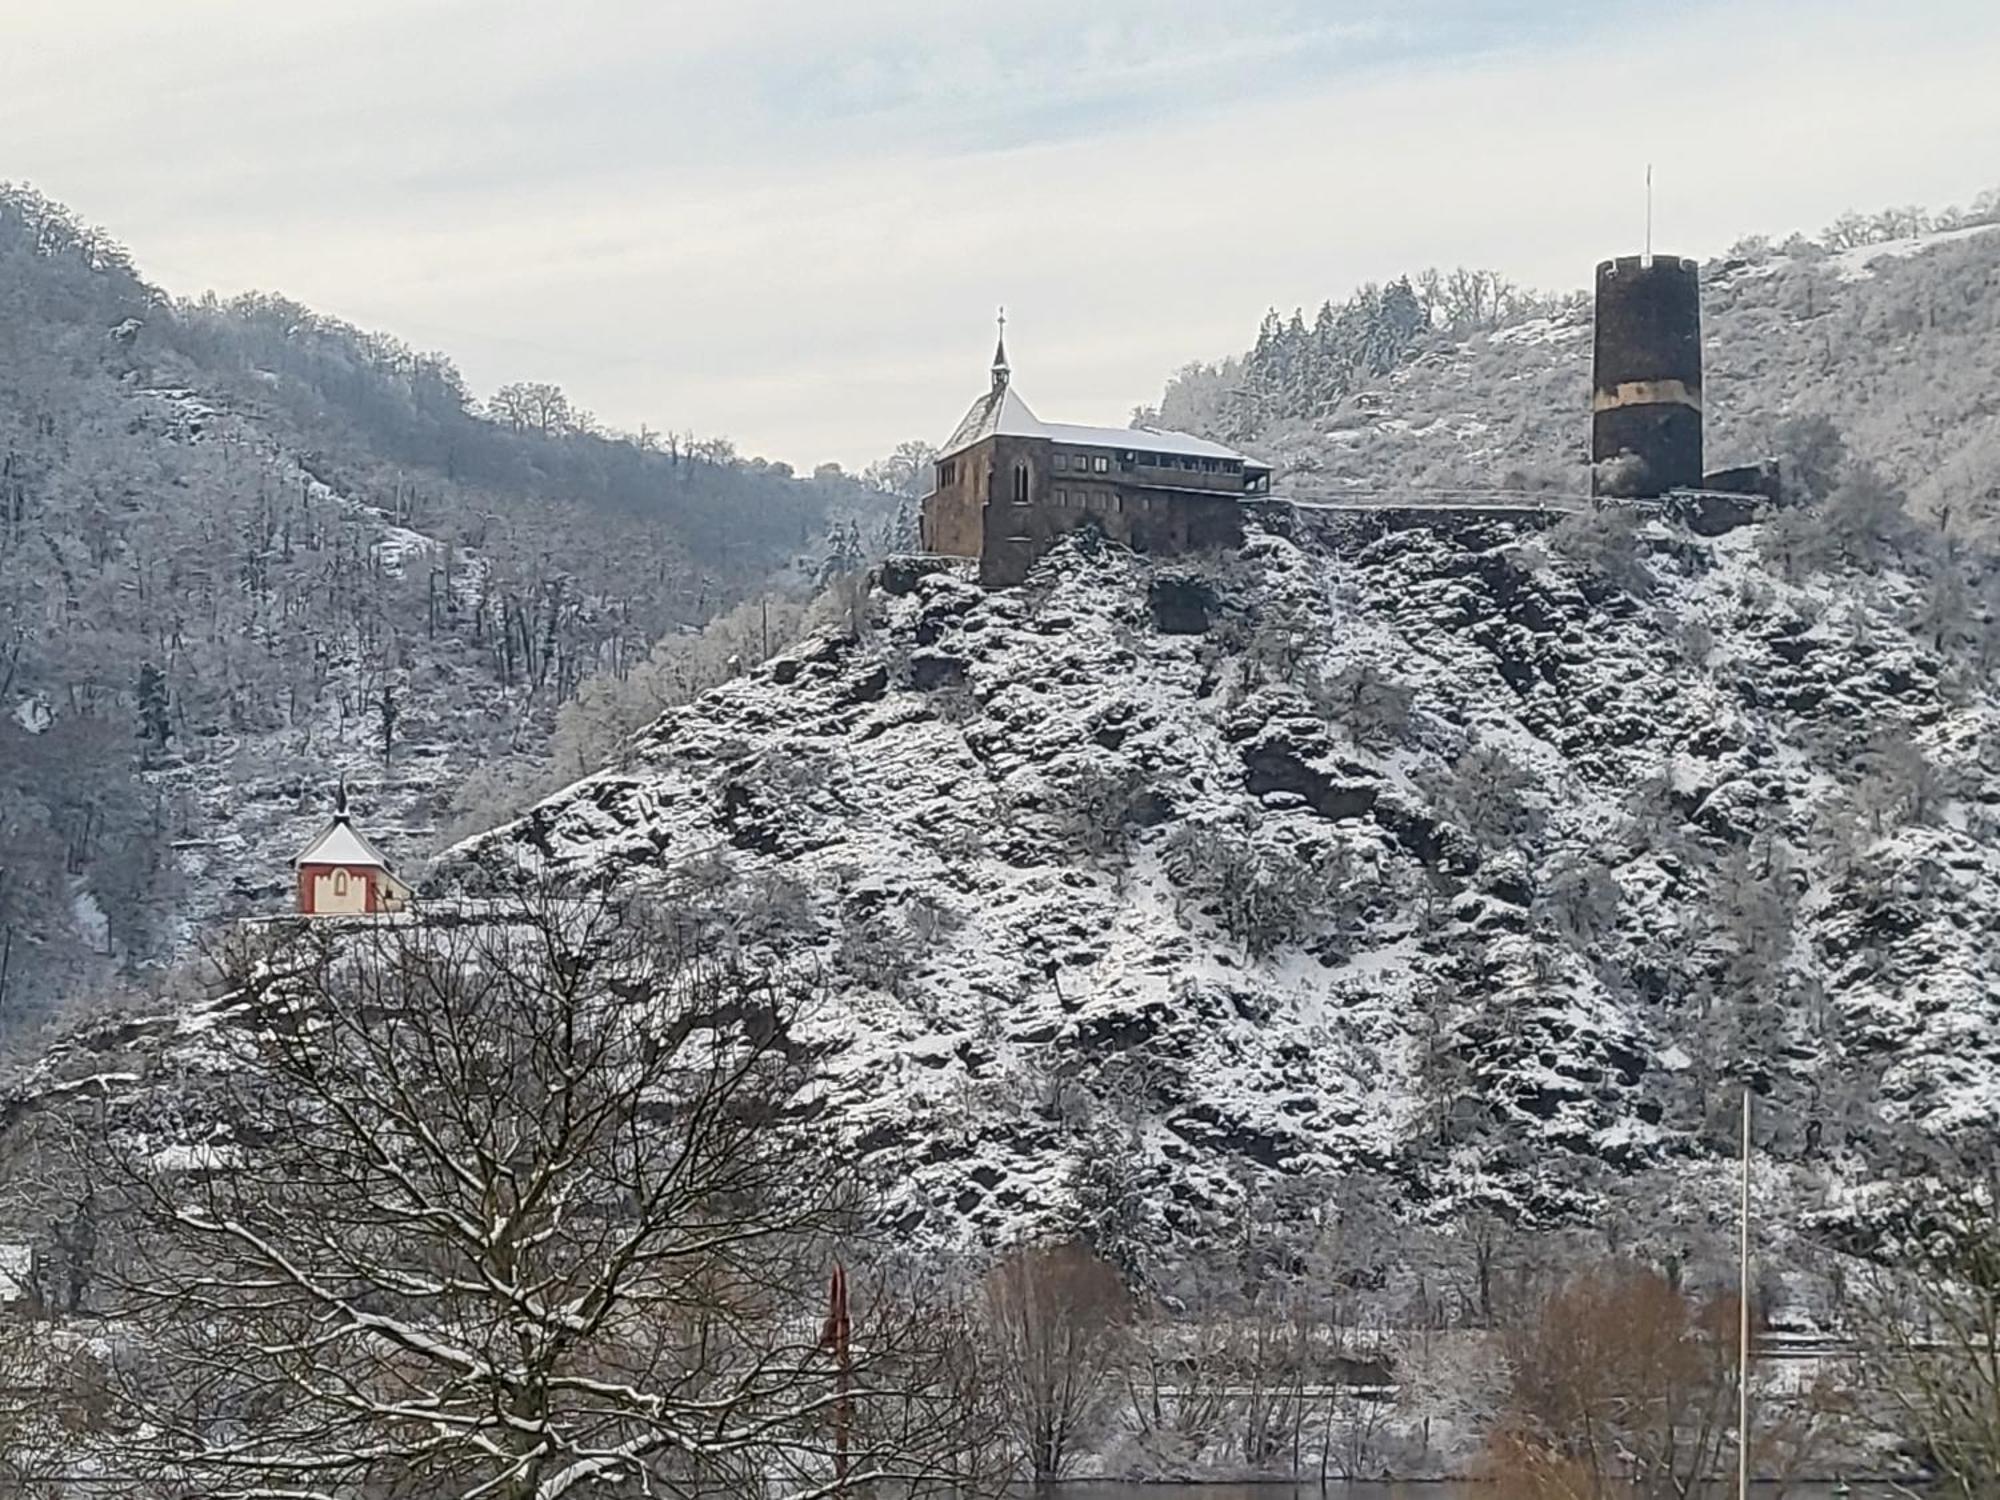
[1829,219,2000,280]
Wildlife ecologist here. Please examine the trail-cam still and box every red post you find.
[818,1262,852,1489]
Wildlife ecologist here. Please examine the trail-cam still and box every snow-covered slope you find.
[400,517,2000,1258]
[1205,222,2000,531]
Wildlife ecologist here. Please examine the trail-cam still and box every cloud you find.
[3,0,1996,467]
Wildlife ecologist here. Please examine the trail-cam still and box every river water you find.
[1046,1483,1906,1499]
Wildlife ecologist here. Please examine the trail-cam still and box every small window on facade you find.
[1093,455,1109,474]
[1013,462,1029,503]
[1054,488,1067,505]
[333,869,349,896]
[1053,453,1067,471]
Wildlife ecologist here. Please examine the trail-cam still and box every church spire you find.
[991,305,1010,393]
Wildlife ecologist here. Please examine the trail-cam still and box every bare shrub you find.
[1323,662,1415,752]
[1540,505,1656,598]
[1418,743,1545,852]
[1051,757,1156,859]
[1486,1263,1741,1500]
[1162,818,1352,958]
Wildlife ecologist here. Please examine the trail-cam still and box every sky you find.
[4,0,1998,471]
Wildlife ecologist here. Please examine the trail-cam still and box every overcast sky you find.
[5,0,1998,470]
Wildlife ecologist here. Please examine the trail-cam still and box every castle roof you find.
[294,814,394,870]
[939,382,1266,469]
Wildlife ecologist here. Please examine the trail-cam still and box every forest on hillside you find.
[0,185,904,1037]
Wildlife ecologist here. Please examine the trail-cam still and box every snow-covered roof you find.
[938,382,1266,468]
[294,815,394,870]
[1041,419,1268,467]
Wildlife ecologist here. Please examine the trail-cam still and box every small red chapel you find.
[293,788,413,917]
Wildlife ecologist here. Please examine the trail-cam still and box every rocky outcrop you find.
[421,518,2000,1258]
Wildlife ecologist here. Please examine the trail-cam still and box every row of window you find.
[941,449,1252,492]
[1056,449,1245,476]
[1143,453,1241,474]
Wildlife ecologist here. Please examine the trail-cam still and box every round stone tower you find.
[1591,255,1702,498]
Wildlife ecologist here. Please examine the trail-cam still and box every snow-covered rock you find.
[406,517,2000,1256]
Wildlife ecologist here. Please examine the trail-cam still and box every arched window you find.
[1013,462,1029,503]
[333,869,349,896]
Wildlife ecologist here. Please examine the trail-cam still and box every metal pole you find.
[821,1262,852,1493]
[1645,164,1654,263]
[1739,1085,1752,1500]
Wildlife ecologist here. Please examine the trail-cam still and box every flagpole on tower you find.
[1645,163,1655,265]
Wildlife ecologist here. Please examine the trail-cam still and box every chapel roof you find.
[294,813,394,870]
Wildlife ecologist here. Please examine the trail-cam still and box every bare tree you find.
[982,1242,1130,1482]
[861,441,939,501]
[488,380,575,437]
[99,896,982,1500]
[0,1309,59,1497]
[1856,1170,2000,1497]
[1121,1317,1233,1473]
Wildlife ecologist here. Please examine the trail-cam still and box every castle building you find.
[920,325,1271,588]
[293,792,412,916]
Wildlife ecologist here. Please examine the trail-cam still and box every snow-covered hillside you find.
[1186,221,2000,532]
[0,184,893,1034]
[390,513,2000,1263]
